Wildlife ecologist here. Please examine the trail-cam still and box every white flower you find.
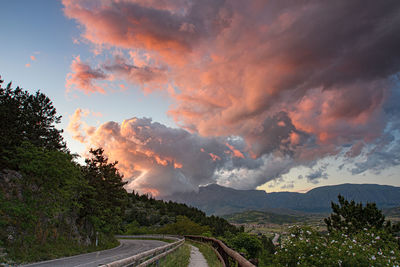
[291,234,295,237]
[349,245,352,249]
[375,236,380,240]
[353,239,357,243]
[371,255,376,260]
[306,230,311,235]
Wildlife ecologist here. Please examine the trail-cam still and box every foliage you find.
[1,143,83,243]
[5,235,118,263]
[0,143,93,262]
[79,148,128,237]
[123,191,239,237]
[324,195,386,235]
[157,216,210,235]
[269,225,400,266]
[0,76,126,262]
[223,232,263,259]
[0,77,65,168]
[148,243,191,267]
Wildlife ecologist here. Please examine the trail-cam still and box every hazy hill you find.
[221,210,303,224]
[163,183,400,215]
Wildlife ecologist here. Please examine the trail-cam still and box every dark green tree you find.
[0,76,66,167]
[79,148,128,239]
[324,195,386,234]
[227,232,263,259]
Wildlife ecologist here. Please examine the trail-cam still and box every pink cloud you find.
[66,56,108,94]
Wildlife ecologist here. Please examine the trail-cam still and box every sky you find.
[1,0,400,197]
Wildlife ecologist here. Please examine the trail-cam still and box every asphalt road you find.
[22,239,167,267]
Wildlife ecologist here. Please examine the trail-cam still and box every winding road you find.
[22,239,167,267]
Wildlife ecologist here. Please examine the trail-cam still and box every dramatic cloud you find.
[63,0,400,194]
[69,113,258,196]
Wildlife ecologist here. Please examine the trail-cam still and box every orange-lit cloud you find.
[63,0,400,192]
[67,108,97,143]
[66,55,108,94]
[30,55,36,61]
[225,143,245,159]
[208,153,221,161]
[68,115,254,196]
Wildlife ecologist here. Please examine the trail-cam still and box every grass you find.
[186,240,223,267]
[148,243,191,267]
[4,237,119,264]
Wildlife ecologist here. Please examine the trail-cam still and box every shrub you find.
[270,226,400,266]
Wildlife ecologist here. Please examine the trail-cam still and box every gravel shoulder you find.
[188,245,209,267]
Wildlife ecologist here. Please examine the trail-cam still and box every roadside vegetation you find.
[0,77,126,263]
[148,243,191,267]
[262,195,400,266]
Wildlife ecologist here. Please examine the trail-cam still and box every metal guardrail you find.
[99,235,184,267]
[185,235,256,267]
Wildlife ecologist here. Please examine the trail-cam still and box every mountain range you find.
[163,183,400,215]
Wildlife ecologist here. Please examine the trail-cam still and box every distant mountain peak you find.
[163,183,400,215]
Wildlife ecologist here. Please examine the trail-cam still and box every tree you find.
[79,148,127,239]
[158,216,210,235]
[0,76,66,168]
[324,195,386,234]
[226,232,263,259]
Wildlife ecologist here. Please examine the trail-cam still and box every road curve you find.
[22,239,167,267]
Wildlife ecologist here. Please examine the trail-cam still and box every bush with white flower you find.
[268,225,400,266]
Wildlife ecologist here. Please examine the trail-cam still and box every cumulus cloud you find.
[69,114,262,196]
[63,0,400,193]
